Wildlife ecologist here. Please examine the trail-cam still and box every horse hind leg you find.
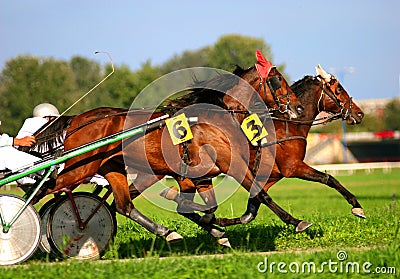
[128,172,225,240]
[160,186,227,237]
[160,179,226,239]
[104,165,183,242]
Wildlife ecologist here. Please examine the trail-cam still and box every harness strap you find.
[252,144,262,176]
[251,135,307,176]
[179,141,190,180]
[262,136,307,147]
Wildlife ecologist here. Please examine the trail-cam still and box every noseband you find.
[318,80,353,120]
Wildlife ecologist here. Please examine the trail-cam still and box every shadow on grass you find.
[113,223,325,259]
[28,221,325,263]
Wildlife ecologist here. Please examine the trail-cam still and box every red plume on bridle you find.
[255,49,273,81]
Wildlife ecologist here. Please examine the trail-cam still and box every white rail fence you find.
[2,162,399,192]
[312,161,400,175]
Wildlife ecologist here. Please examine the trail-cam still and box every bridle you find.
[317,77,354,121]
[256,69,294,114]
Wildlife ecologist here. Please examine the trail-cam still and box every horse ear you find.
[255,50,273,80]
[315,64,331,82]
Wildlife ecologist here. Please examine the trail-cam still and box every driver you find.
[0,123,39,172]
[16,103,109,187]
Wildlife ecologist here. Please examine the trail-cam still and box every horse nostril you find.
[296,105,304,115]
[357,111,364,119]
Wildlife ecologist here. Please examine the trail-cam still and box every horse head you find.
[316,64,364,125]
[235,50,304,119]
[267,67,304,118]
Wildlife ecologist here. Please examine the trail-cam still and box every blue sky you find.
[1,0,399,101]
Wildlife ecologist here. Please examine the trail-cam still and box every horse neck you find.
[241,69,271,107]
[292,78,324,135]
[224,67,274,122]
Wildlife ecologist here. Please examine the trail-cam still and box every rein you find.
[64,106,179,139]
[316,77,354,121]
[256,75,292,114]
[250,78,353,176]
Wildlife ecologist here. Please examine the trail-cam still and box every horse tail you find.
[21,116,73,157]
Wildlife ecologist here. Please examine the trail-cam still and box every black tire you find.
[47,192,117,260]
[38,198,57,254]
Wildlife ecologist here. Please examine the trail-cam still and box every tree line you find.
[0,34,279,134]
[0,34,398,135]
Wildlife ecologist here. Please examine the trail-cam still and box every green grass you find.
[1,169,399,278]
[2,245,398,279]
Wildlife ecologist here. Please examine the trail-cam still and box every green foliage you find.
[207,34,289,81]
[159,47,211,73]
[0,34,292,134]
[384,98,400,130]
[207,34,271,72]
[96,64,141,109]
[0,56,79,133]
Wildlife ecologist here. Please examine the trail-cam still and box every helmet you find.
[33,103,60,117]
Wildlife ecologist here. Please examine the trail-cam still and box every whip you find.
[39,51,115,134]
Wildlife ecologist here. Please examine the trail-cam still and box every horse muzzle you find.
[346,110,364,125]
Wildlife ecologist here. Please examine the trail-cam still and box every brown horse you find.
[35,60,303,242]
[155,64,365,235]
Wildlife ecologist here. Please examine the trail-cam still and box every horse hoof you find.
[165,231,183,243]
[240,213,254,224]
[210,228,225,238]
[159,186,179,201]
[217,237,231,248]
[352,208,366,219]
[295,221,313,232]
[199,213,215,224]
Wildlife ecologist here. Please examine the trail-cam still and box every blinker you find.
[268,76,282,91]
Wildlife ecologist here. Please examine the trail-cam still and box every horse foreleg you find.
[190,179,225,237]
[326,174,365,218]
[283,162,365,219]
[214,194,261,227]
[256,191,313,232]
[196,179,217,208]
[222,163,265,225]
[214,191,312,232]
[213,195,260,227]
[104,167,183,242]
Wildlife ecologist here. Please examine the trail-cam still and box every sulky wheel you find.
[0,194,41,265]
[38,198,57,254]
[47,192,116,260]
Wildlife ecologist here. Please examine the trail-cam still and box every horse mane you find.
[170,65,253,108]
[232,64,254,77]
[291,75,320,97]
